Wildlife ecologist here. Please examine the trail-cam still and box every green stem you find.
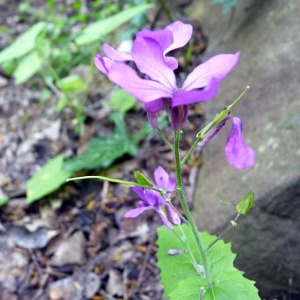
[157,0,173,22]
[178,224,202,274]
[46,60,61,83]
[227,7,236,32]
[174,131,212,284]
[66,175,165,193]
[82,43,99,109]
[157,127,174,151]
[197,86,250,138]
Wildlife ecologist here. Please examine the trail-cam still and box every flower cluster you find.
[94,21,256,226]
[94,21,239,130]
[124,166,180,229]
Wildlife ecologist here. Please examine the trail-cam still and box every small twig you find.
[206,213,241,250]
[206,198,251,250]
[29,250,43,276]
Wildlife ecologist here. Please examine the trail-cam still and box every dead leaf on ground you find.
[50,231,87,266]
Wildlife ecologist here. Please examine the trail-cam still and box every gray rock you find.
[0,76,8,87]
[190,0,300,295]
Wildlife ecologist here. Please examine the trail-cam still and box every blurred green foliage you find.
[212,0,239,14]
[0,0,152,132]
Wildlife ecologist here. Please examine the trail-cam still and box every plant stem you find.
[82,43,99,110]
[157,127,174,151]
[174,131,212,285]
[46,60,61,83]
[66,175,163,192]
[197,85,250,138]
[157,0,173,22]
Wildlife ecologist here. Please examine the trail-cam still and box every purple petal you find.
[225,117,255,169]
[155,208,174,230]
[164,56,178,70]
[137,27,179,70]
[164,21,193,53]
[132,186,164,207]
[168,249,187,255]
[198,119,226,148]
[182,52,240,91]
[131,37,177,90]
[154,166,176,191]
[137,28,173,52]
[94,54,115,75]
[132,186,147,201]
[123,206,152,218]
[108,62,173,103]
[165,204,181,225]
[172,78,219,107]
[103,43,132,61]
[144,99,164,113]
[147,112,158,128]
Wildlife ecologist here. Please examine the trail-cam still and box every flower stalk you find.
[174,131,212,285]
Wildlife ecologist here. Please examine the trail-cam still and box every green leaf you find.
[0,22,47,64]
[56,95,68,112]
[75,4,153,45]
[110,88,136,113]
[40,88,52,102]
[35,37,51,59]
[169,277,204,300]
[157,224,260,300]
[0,195,9,207]
[14,51,42,84]
[1,60,15,76]
[236,192,254,215]
[134,171,152,187]
[57,75,86,92]
[26,155,72,203]
[63,112,137,171]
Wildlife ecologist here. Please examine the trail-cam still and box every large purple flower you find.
[94,21,240,130]
[124,166,180,229]
[198,116,255,169]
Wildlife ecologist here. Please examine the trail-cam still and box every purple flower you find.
[102,21,193,70]
[198,116,255,169]
[124,166,180,229]
[94,21,240,130]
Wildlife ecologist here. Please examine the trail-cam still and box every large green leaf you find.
[0,22,47,64]
[14,51,42,84]
[63,112,137,171]
[26,155,72,204]
[157,224,260,300]
[75,4,153,45]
